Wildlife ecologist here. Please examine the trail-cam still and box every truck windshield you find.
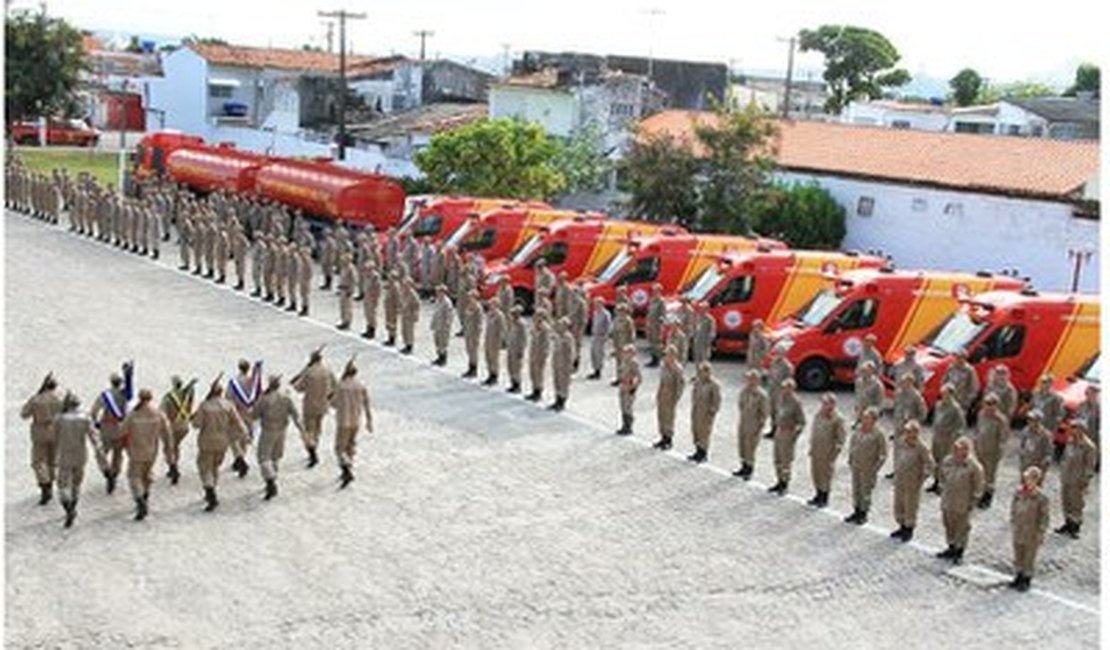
[509,234,543,266]
[921,311,987,355]
[596,248,633,283]
[795,290,843,328]
[682,265,724,301]
[411,215,442,238]
[443,220,473,248]
[460,228,495,252]
[1081,355,1101,383]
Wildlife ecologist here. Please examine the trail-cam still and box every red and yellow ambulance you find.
[396,196,548,243]
[446,207,606,265]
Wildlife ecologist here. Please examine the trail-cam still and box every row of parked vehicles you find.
[127,131,1098,421]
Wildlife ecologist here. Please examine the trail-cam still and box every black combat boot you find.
[890,526,907,539]
[63,499,77,528]
[646,355,660,368]
[548,397,565,411]
[235,280,244,291]
[384,336,395,347]
[168,464,180,485]
[251,288,261,298]
[951,547,964,564]
[609,378,620,387]
[106,472,117,495]
[203,487,218,512]
[768,480,787,495]
[401,345,413,355]
[363,326,375,339]
[483,374,498,386]
[339,465,354,489]
[434,353,447,367]
[179,263,190,271]
[205,269,214,279]
[462,364,477,378]
[232,456,249,478]
[586,370,601,380]
[216,275,225,285]
[264,479,278,501]
[307,447,319,468]
[526,389,541,402]
[286,302,297,313]
[38,483,52,506]
[900,527,914,542]
[977,490,993,510]
[336,322,350,331]
[193,266,203,276]
[807,492,824,507]
[507,381,521,394]
[653,437,669,450]
[1008,573,1025,590]
[134,496,148,521]
[1018,575,1032,592]
[264,292,274,302]
[616,414,633,436]
[151,249,159,260]
[925,480,941,494]
[935,545,956,559]
[687,447,707,463]
[300,306,309,317]
[276,296,286,307]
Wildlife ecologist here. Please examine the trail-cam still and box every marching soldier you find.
[653,345,685,450]
[927,384,965,493]
[361,257,381,338]
[331,359,373,488]
[692,302,716,366]
[119,389,169,521]
[462,290,484,379]
[973,393,1008,509]
[291,347,338,468]
[21,373,63,505]
[430,285,455,366]
[336,253,356,330]
[733,369,770,480]
[251,375,304,500]
[890,420,934,542]
[1055,420,1098,539]
[845,408,887,526]
[936,437,985,564]
[609,304,635,386]
[942,351,980,417]
[1017,410,1053,479]
[1009,466,1050,592]
[53,392,101,528]
[549,317,575,412]
[90,362,134,494]
[587,297,612,380]
[159,376,195,485]
[769,378,805,495]
[400,275,421,355]
[615,344,641,435]
[505,305,528,394]
[192,378,249,512]
[483,299,507,385]
[383,270,402,346]
[227,359,261,478]
[807,393,847,508]
[526,309,552,402]
[687,361,721,463]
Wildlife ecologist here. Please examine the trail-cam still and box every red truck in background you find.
[9,118,100,147]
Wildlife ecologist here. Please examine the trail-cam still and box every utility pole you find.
[641,7,665,83]
[778,35,796,119]
[318,8,366,161]
[322,20,335,53]
[413,29,434,61]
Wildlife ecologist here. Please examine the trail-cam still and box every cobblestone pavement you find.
[5,212,1100,648]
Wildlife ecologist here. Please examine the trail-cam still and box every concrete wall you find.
[488,86,576,136]
[147,47,208,136]
[351,64,423,113]
[207,124,419,177]
[843,102,949,131]
[778,171,1100,292]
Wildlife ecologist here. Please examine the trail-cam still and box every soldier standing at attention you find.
[53,392,101,528]
[90,362,134,495]
[192,378,249,512]
[526,309,552,402]
[215,224,230,285]
[927,384,965,494]
[383,271,402,347]
[1055,420,1098,539]
[1009,466,1050,592]
[986,365,1019,423]
[733,369,770,480]
[668,321,690,370]
[766,346,794,439]
[807,393,847,508]
[251,375,303,500]
[890,420,935,542]
[159,376,195,485]
[1017,410,1053,480]
[292,348,338,468]
[747,319,770,373]
[549,317,575,411]
[298,244,313,317]
[505,305,528,394]
[21,373,63,505]
[943,351,981,418]
[1029,374,1066,460]
[119,389,169,521]
[319,229,336,290]
[853,362,884,427]
[609,304,635,387]
[361,258,381,339]
[336,253,356,331]
[687,362,721,464]
[483,299,507,386]
[973,393,1008,509]
[936,437,985,565]
[462,290,484,379]
[845,408,887,526]
[890,345,925,391]
[587,297,612,381]
[285,241,301,313]
[768,378,806,496]
[856,334,883,379]
[496,276,514,316]
[615,344,641,436]
[250,232,265,297]
[430,285,455,366]
[653,345,686,450]
[692,302,717,366]
[400,275,421,355]
[230,222,249,291]
[330,359,372,489]
[569,282,590,372]
[644,285,666,368]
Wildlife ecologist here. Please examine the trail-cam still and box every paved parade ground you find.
[4,212,1101,648]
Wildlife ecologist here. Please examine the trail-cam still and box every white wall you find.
[351,64,423,113]
[208,125,419,177]
[843,102,949,131]
[489,85,576,136]
[147,47,208,136]
[777,171,1100,292]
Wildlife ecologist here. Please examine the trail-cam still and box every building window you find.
[209,84,234,99]
[856,196,875,217]
[891,120,911,129]
[1031,125,1044,137]
[943,202,963,216]
[610,102,635,118]
[911,198,928,212]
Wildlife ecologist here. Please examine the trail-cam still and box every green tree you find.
[618,129,699,225]
[949,68,983,107]
[798,25,912,114]
[693,102,778,234]
[413,118,565,200]
[979,80,1057,103]
[750,182,846,249]
[1064,63,1100,97]
[553,123,610,195]
[4,9,86,122]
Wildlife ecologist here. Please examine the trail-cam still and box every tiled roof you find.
[638,110,1100,200]
[188,43,377,73]
[495,68,561,89]
[349,103,488,140]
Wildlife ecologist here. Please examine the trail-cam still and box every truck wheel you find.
[797,358,831,391]
[513,288,534,315]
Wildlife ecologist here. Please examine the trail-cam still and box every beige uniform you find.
[1010,488,1050,575]
[506,313,528,388]
[298,247,313,313]
[974,410,1009,492]
[484,306,506,378]
[849,425,887,513]
[931,396,965,483]
[337,260,356,327]
[892,436,935,527]
[192,397,248,488]
[120,404,169,499]
[767,357,794,415]
[690,375,722,452]
[53,412,100,505]
[747,328,770,370]
[853,374,884,423]
[431,294,455,356]
[363,266,381,332]
[159,387,193,471]
[656,362,686,442]
[939,455,985,548]
[1060,434,1098,524]
[529,317,551,394]
[21,390,63,485]
[330,377,372,467]
[692,312,716,365]
[463,301,484,370]
[773,392,806,484]
[1017,424,1053,476]
[292,363,338,451]
[809,409,848,493]
[251,390,302,480]
[400,281,421,348]
[384,276,401,340]
[618,357,642,416]
[646,296,665,358]
[737,385,771,467]
[987,378,1019,422]
[669,327,689,368]
[943,364,980,412]
[553,328,575,400]
[90,387,129,479]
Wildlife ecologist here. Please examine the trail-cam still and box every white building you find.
[844,97,1100,141]
[348,56,423,114]
[639,111,1100,291]
[842,99,950,131]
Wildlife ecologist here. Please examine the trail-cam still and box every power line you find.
[317,8,366,161]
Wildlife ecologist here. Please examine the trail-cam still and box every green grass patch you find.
[9,146,124,188]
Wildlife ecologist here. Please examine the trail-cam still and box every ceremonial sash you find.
[228,361,264,407]
[100,390,126,421]
[167,389,193,421]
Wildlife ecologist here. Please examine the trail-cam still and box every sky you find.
[10,0,1106,91]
